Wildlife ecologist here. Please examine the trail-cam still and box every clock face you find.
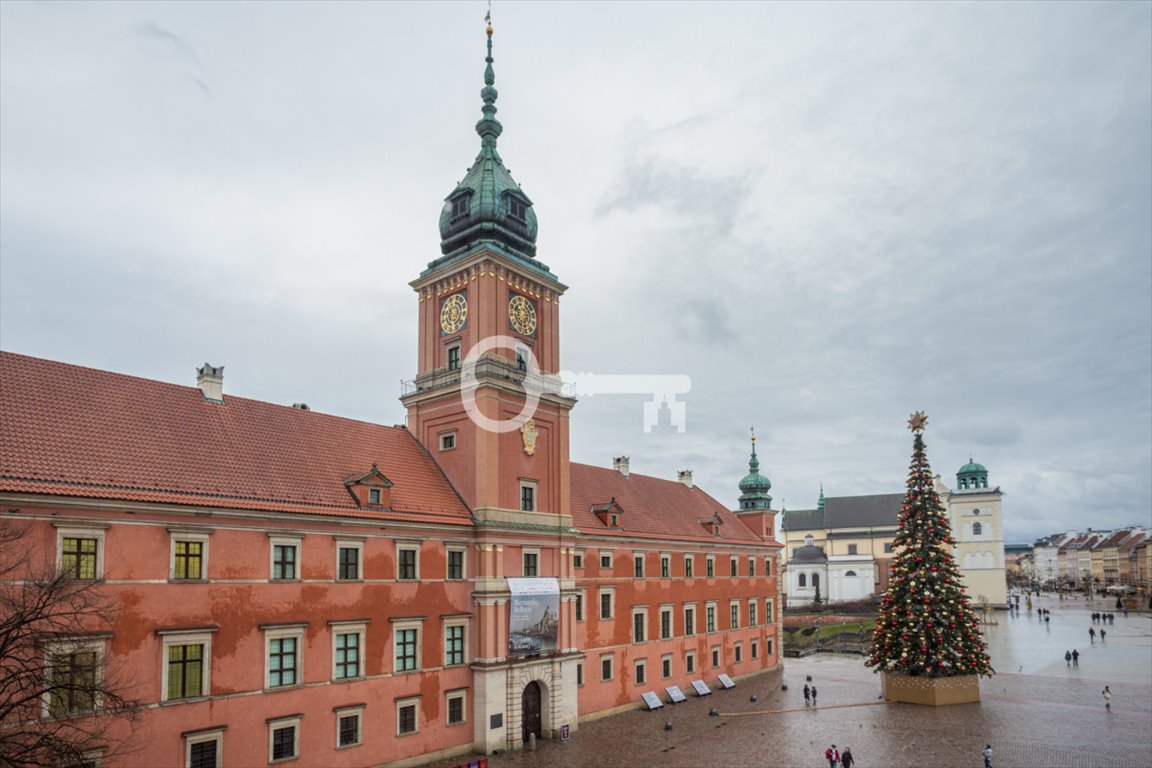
[440,293,468,334]
[508,294,537,336]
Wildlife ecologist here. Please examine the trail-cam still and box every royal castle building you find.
[0,24,781,768]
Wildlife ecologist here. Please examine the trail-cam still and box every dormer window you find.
[344,464,393,509]
[592,499,624,529]
[451,194,471,221]
[508,196,527,222]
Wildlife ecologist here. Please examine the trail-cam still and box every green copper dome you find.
[958,460,987,474]
[429,22,549,276]
[956,457,989,490]
[738,433,772,510]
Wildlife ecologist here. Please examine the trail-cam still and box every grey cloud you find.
[133,20,211,99]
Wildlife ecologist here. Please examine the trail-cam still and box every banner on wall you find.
[507,577,560,656]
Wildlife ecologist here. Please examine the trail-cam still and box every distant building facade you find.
[781,460,1008,609]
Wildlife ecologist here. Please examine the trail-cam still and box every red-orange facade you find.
[0,23,781,768]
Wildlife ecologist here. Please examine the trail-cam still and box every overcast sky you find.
[2,1,1149,544]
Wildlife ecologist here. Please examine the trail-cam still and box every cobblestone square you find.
[431,596,1152,768]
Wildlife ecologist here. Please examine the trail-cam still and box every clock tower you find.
[401,21,575,530]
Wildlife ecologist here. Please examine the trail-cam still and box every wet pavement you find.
[428,596,1152,768]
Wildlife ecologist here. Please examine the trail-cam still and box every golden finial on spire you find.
[907,411,928,433]
[485,2,493,36]
[750,426,756,442]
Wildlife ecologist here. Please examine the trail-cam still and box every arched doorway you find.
[521,681,542,743]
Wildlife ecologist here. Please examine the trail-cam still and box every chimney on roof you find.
[292,403,310,411]
[613,456,630,478]
[196,363,224,403]
[678,470,694,489]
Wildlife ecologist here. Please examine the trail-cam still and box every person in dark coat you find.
[841,747,855,768]
[803,683,811,706]
[1072,648,1079,665]
[1065,650,1072,666]
[811,685,818,705]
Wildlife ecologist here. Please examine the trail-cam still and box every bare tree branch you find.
[1,519,143,768]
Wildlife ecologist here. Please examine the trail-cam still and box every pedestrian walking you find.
[1045,614,1050,625]
[1102,685,1112,711]
[841,747,855,768]
[983,744,993,768]
[1065,650,1072,666]
[1101,628,1106,641]
[824,744,840,768]
[803,683,811,706]
[811,685,818,705]
[1072,649,1079,665]
[1089,627,1096,642]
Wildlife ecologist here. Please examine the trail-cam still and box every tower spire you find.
[738,429,772,510]
[477,12,503,152]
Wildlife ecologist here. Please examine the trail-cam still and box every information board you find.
[718,674,736,689]
[641,691,664,710]
[666,685,688,703]
[691,679,711,696]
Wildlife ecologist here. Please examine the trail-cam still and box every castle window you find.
[451,195,470,220]
[973,522,983,537]
[812,573,820,589]
[508,197,527,221]
[846,570,857,577]
[798,573,807,587]
[447,344,461,371]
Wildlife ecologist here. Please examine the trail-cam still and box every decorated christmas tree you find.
[866,412,992,678]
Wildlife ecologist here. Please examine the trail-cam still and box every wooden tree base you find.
[882,672,981,706]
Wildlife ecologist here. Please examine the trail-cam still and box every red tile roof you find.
[0,352,471,524]
[570,463,766,544]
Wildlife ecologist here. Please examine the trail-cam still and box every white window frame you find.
[443,618,468,667]
[576,661,585,686]
[764,556,773,576]
[573,549,585,570]
[711,645,721,668]
[685,650,696,674]
[633,552,645,578]
[519,479,538,512]
[159,629,214,702]
[335,539,364,581]
[575,590,585,623]
[631,606,648,643]
[335,705,364,749]
[660,553,671,578]
[392,618,424,673]
[169,531,210,581]
[268,715,301,763]
[268,536,302,581]
[446,546,466,580]
[598,587,615,620]
[765,597,775,624]
[706,555,715,578]
[396,542,420,581]
[735,642,743,663]
[263,625,305,689]
[684,553,695,578]
[600,653,614,681]
[705,601,717,633]
[748,598,758,627]
[730,556,739,577]
[445,689,467,726]
[330,621,367,681]
[41,636,105,717]
[439,429,457,451]
[748,557,755,577]
[599,550,613,569]
[730,599,741,629]
[659,605,673,640]
[751,639,759,659]
[661,653,673,679]
[55,526,106,580]
[684,603,697,636]
[396,696,421,736]
[634,658,647,685]
[522,547,540,577]
[184,728,224,768]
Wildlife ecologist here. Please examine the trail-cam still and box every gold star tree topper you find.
[907,411,928,433]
